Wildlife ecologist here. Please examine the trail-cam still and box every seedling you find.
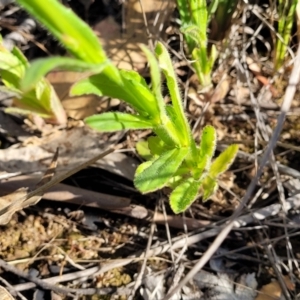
[16,0,238,213]
[177,0,238,88]
[177,0,216,88]
[274,0,298,71]
[0,38,66,124]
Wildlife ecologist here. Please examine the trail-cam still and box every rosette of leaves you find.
[0,39,66,124]
[17,0,238,213]
[84,43,238,213]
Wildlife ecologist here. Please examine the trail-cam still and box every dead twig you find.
[0,259,113,296]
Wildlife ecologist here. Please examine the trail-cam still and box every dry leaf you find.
[0,286,15,300]
[246,56,261,74]
[0,150,58,225]
[94,0,175,71]
[255,276,295,300]
[0,147,121,224]
[194,270,257,300]
[210,76,230,103]
[231,84,250,105]
[246,56,278,97]
[0,127,138,180]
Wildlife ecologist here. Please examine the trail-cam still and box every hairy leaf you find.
[16,0,106,63]
[85,112,153,132]
[134,147,188,193]
[199,125,216,160]
[140,45,165,117]
[147,136,167,156]
[155,42,191,146]
[71,70,159,119]
[135,161,154,176]
[202,176,218,201]
[170,177,202,214]
[209,144,238,178]
[21,57,109,92]
[136,140,152,160]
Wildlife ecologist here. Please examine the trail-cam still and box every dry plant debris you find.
[0,126,137,180]
[0,285,15,300]
[0,149,58,225]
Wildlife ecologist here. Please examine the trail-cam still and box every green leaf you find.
[208,0,220,16]
[180,24,202,47]
[7,88,66,123]
[209,144,238,178]
[147,136,167,156]
[134,147,188,193]
[140,45,165,117]
[155,42,191,146]
[21,57,109,92]
[191,125,216,179]
[135,160,154,176]
[71,70,160,120]
[120,69,161,121]
[14,79,66,124]
[170,177,202,214]
[12,46,29,68]
[0,47,25,80]
[165,174,184,189]
[153,123,181,147]
[16,0,128,123]
[136,140,152,160]
[199,125,216,159]
[202,176,218,201]
[176,0,191,25]
[70,73,120,97]
[190,0,207,36]
[16,0,106,63]
[85,112,154,132]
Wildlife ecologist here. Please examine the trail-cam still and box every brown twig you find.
[0,259,113,296]
[1,175,210,230]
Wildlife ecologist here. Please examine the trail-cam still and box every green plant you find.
[176,0,238,88]
[0,37,66,124]
[274,0,298,71]
[16,0,238,214]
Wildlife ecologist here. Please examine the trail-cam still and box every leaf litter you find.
[1,0,300,299]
